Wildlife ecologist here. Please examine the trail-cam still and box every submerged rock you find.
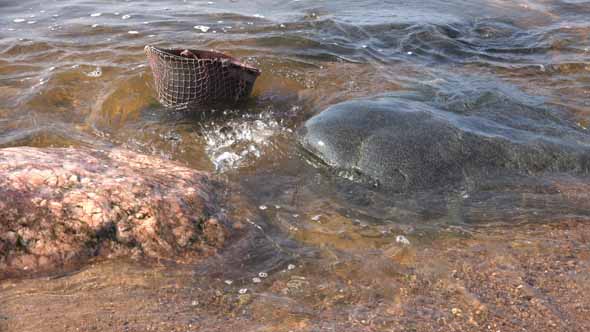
[0,147,232,276]
[299,97,590,191]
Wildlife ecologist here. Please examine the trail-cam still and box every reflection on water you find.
[1,0,590,330]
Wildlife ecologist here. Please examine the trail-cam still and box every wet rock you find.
[299,97,590,191]
[0,147,233,276]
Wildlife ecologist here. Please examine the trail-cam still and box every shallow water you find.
[1,0,590,330]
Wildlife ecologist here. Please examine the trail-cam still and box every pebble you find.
[224,279,233,285]
[238,288,248,294]
[252,277,261,283]
[287,264,296,270]
[259,205,267,210]
[311,215,321,222]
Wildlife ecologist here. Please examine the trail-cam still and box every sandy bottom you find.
[1,219,588,332]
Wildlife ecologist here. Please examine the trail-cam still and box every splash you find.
[201,111,283,172]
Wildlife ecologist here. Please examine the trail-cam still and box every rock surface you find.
[299,97,590,191]
[0,147,231,276]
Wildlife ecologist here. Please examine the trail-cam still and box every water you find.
[1,0,590,330]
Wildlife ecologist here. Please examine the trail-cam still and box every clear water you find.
[1,0,590,330]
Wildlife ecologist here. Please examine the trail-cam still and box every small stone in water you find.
[252,277,261,283]
[224,279,233,285]
[311,215,321,222]
[396,235,410,245]
[287,264,296,270]
[238,288,248,294]
[258,272,268,278]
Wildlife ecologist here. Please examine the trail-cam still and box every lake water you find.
[1,0,590,331]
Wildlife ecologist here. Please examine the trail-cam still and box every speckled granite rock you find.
[0,147,231,276]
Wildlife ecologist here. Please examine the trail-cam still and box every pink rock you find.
[0,147,234,277]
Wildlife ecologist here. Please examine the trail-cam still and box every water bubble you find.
[396,235,410,245]
[258,272,268,278]
[214,151,239,169]
[86,67,102,77]
[90,13,102,17]
[194,25,210,32]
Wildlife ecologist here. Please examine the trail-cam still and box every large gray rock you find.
[298,97,590,191]
[0,147,234,276]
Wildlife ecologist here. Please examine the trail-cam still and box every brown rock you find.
[0,147,234,277]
